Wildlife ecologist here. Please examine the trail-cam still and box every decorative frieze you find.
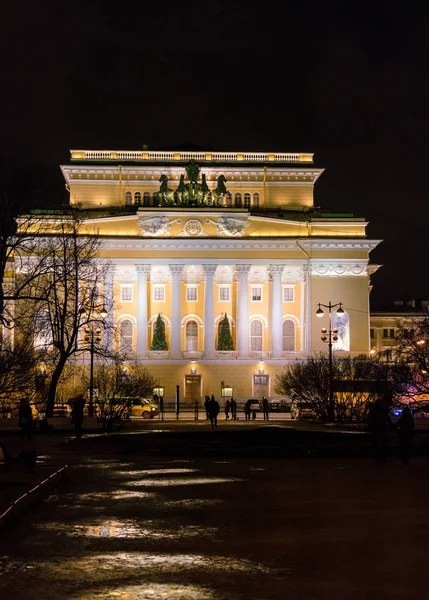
[205,216,250,237]
[310,262,368,277]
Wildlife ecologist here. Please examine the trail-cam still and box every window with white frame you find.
[125,191,132,206]
[143,191,151,206]
[121,286,133,302]
[283,287,294,302]
[153,286,165,301]
[186,286,198,302]
[185,320,198,351]
[253,192,260,207]
[120,319,133,352]
[251,286,262,302]
[250,319,263,351]
[244,193,251,208]
[219,286,230,302]
[134,191,141,205]
[283,320,295,352]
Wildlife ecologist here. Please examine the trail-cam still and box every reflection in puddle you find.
[127,477,244,488]
[34,520,219,540]
[113,469,199,477]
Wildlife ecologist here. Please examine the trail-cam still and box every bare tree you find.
[84,360,157,429]
[275,354,411,421]
[31,214,114,417]
[0,338,37,416]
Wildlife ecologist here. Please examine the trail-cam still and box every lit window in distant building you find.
[251,286,262,302]
[120,319,133,352]
[153,286,165,301]
[186,286,198,302]
[283,287,294,302]
[283,320,295,351]
[219,286,230,302]
[250,319,263,351]
[121,286,133,302]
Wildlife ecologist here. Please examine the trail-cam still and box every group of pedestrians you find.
[204,396,271,426]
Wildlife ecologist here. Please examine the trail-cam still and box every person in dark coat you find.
[262,396,269,420]
[204,395,210,420]
[230,397,237,420]
[394,406,415,464]
[18,398,33,440]
[244,400,251,421]
[368,397,393,462]
[224,398,231,420]
[71,394,86,439]
[208,396,220,429]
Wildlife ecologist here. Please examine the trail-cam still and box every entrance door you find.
[185,374,201,405]
[253,374,269,399]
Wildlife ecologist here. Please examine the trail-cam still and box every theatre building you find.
[60,148,380,402]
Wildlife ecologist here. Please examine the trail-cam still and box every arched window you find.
[250,319,263,352]
[244,193,251,208]
[120,319,133,352]
[186,320,198,351]
[235,193,242,208]
[225,192,232,207]
[332,311,350,351]
[283,320,295,352]
[253,192,260,208]
[125,191,132,206]
[143,192,151,206]
[134,191,141,206]
[153,192,159,207]
[34,310,52,350]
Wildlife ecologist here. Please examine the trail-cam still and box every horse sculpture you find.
[211,174,228,206]
[159,174,175,205]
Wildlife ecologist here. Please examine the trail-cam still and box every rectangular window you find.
[186,286,198,302]
[390,329,395,339]
[121,286,133,302]
[283,287,294,302]
[370,328,375,338]
[219,286,230,302]
[153,286,165,301]
[251,286,262,302]
[383,329,388,338]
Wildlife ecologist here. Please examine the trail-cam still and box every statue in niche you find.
[158,174,175,205]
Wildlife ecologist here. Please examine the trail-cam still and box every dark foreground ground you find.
[1,424,429,599]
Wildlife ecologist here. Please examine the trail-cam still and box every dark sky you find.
[1,1,428,309]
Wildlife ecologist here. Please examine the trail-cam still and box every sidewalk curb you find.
[0,465,68,530]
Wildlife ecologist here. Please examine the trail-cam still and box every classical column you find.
[103,265,115,351]
[269,264,284,358]
[202,264,218,358]
[135,265,151,358]
[169,264,184,358]
[236,264,252,357]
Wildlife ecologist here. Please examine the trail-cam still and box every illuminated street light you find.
[316,301,344,419]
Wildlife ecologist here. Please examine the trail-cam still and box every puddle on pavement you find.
[113,468,198,477]
[73,583,217,599]
[126,477,245,488]
[34,520,219,540]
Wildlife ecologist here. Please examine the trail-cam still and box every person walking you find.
[208,395,220,429]
[393,406,415,464]
[262,396,269,420]
[368,397,393,462]
[244,400,251,421]
[18,398,33,440]
[204,396,210,420]
[71,394,86,439]
[230,397,237,420]
[224,398,231,420]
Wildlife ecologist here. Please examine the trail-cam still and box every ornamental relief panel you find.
[205,216,250,237]
[138,216,181,237]
[176,219,208,237]
[311,264,367,277]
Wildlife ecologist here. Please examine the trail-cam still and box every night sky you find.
[1,1,428,309]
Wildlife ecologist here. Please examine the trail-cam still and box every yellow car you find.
[129,399,159,419]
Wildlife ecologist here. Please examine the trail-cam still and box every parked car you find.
[290,400,316,419]
[244,398,261,413]
[269,400,291,413]
[129,398,160,419]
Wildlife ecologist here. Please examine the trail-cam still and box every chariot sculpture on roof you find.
[158,161,229,207]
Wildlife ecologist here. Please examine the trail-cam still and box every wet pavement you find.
[1,430,429,599]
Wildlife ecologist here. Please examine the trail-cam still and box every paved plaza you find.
[1,425,429,599]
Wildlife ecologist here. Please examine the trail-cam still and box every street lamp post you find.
[316,301,344,419]
[81,306,108,414]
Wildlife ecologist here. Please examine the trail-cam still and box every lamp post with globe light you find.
[316,301,344,419]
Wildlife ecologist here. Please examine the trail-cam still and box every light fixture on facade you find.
[190,367,197,375]
[259,367,265,375]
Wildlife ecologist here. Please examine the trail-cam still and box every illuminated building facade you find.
[60,148,380,401]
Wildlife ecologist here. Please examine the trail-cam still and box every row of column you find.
[114,263,296,359]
